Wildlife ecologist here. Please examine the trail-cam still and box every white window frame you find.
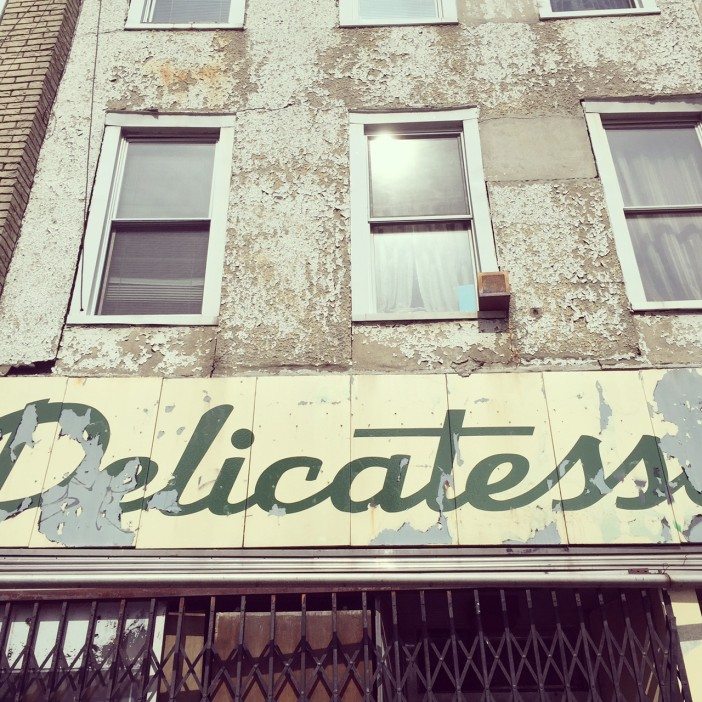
[68,113,235,326]
[349,109,498,322]
[584,98,702,312]
[339,0,458,27]
[538,0,658,20]
[126,0,245,29]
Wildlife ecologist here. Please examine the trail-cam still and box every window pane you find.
[358,0,439,21]
[369,135,469,218]
[116,141,216,219]
[99,226,209,315]
[626,213,702,301]
[550,0,635,10]
[607,127,702,207]
[372,222,475,314]
[149,0,232,23]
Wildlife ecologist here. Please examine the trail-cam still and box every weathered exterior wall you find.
[0,0,701,375]
[0,0,82,296]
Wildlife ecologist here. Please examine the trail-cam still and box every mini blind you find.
[97,138,216,316]
[358,0,440,22]
[550,0,635,11]
[148,0,232,23]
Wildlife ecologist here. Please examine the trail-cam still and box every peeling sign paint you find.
[146,489,182,515]
[505,520,561,546]
[369,516,453,546]
[595,381,612,434]
[268,504,286,517]
[0,497,31,523]
[592,468,611,496]
[684,514,702,542]
[9,404,38,461]
[38,408,140,546]
[654,369,702,493]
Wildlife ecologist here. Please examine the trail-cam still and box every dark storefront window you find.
[0,587,690,701]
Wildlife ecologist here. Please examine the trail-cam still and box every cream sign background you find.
[0,370,700,548]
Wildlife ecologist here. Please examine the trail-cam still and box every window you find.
[339,0,458,27]
[126,0,245,29]
[585,100,702,310]
[2,600,166,701]
[538,0,658,19]
[349,110,498,321]
[69,114,235,325]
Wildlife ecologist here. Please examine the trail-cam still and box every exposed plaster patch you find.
[55,328,217,377]
[268,504,287,517]
[9,404,38,461]
[369,516,453,546]
[489,181,639,364]
[38,409,139,546]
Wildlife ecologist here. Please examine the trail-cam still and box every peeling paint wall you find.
[0,0,701,375]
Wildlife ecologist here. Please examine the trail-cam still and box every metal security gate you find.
[0,587,691,701]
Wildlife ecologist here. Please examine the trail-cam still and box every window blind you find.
[149,0,232,23]
[99,228,209,315]
[358,0,439,22]
[550,0,635,11]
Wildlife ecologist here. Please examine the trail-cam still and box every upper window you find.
[69,114,235,325]
[349,110,498,322]
[339,0,458,27]
[539,0,658,19]
[585,100,702,311]
[126,0,245,29]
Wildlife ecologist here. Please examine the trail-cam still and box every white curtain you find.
[627,215,702,301]
[607,126,702,301]
[373,224,475,314]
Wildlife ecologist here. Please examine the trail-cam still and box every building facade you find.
[0,0,701,699]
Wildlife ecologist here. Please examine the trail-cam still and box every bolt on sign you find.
[0,370,700,549]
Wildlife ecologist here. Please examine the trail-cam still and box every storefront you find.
[0,369,700,699]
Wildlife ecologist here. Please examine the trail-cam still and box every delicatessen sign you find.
[0,370,699,548]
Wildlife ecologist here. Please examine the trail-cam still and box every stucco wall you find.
[0,0,701,376]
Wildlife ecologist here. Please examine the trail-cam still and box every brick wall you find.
[0,0,82,295]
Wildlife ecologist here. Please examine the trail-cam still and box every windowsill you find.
[339,19,459,28]
[124,22,244,30]
[353,310,506,322]
[66,313,219,326]
[539,8,659,20]
[631,300,702,312]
